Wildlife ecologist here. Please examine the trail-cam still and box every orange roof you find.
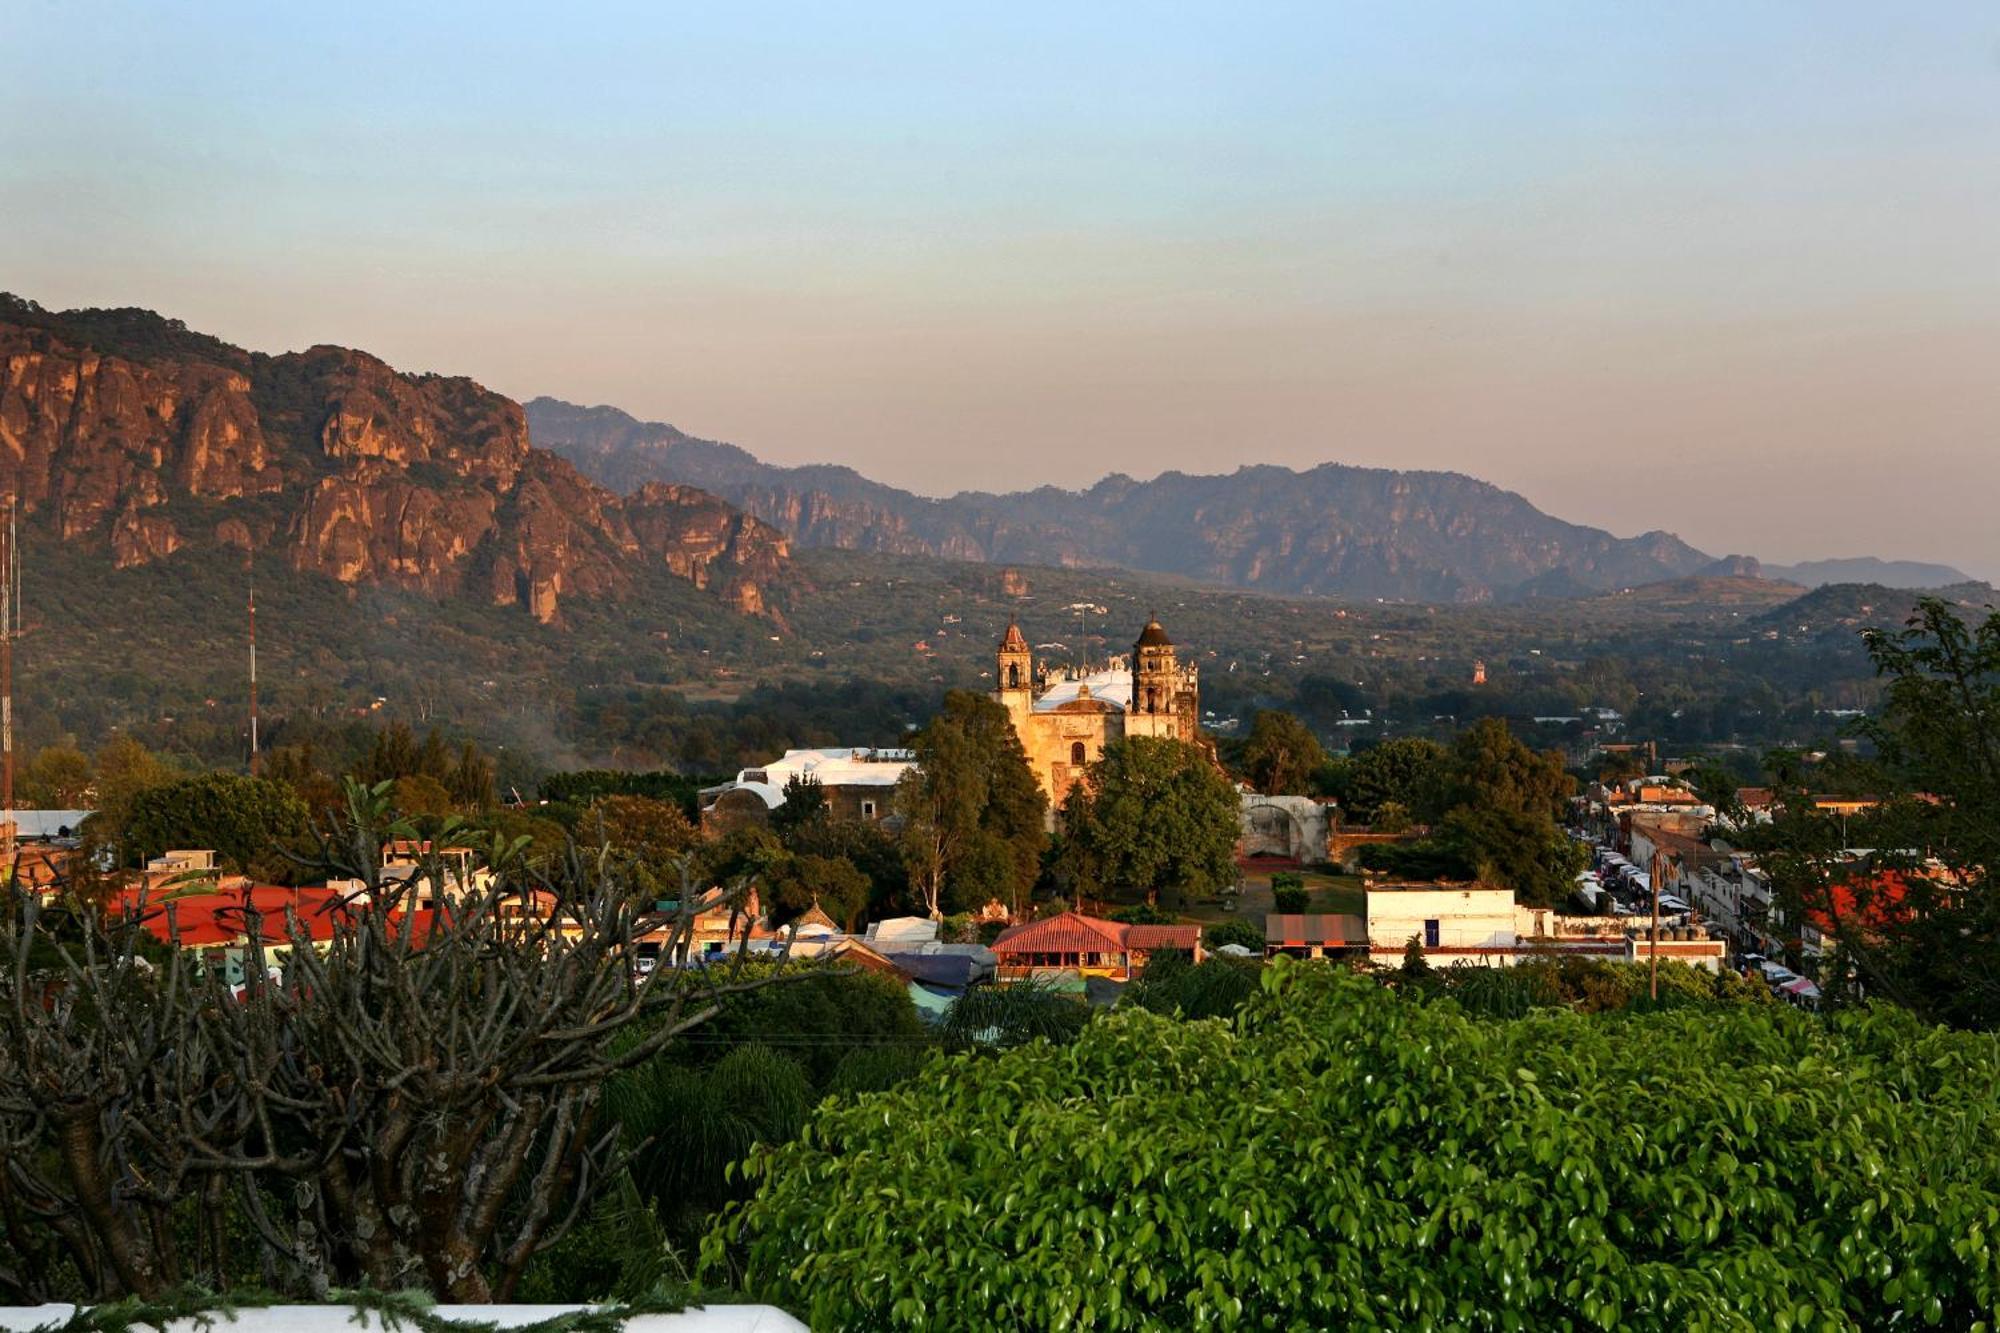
[115,883,359,947]
[992,911,1199,956]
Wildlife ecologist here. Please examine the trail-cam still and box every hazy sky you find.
[6,2,1998,576]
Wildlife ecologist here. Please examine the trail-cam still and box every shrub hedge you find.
[711,962,2000,1330]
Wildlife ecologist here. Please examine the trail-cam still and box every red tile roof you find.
[115,883,360,947]
[992,911,1200,956]
[1125,923,1203,951]
[1264,913,1366,947]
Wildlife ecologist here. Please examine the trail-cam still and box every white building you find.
[700,747,917,830]
[1359,882,1727,972]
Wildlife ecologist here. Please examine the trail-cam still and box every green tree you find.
[1202,917,1265,952]
[390,773,455,817]
[769,853,870,929]
[88,735,171,838]
[770,774,829,843]
[1434,718,1584,906]
[446,740,498,808]
[1239,710,1326,796]
[1748,600,2000,1027]
[20,745,91,808]
[895,692,1047,919]
[1336,737,1448,824]
[716,966,2000,1330]
[119,773,309,877]
[588,794,698,866]
[1061,736,1239,907]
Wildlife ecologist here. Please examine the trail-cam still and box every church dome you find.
[1134,617,1173,649]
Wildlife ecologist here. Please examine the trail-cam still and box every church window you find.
[1071,741,1087,767]
[1008,663,1020,687]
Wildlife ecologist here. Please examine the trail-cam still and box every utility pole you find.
[1648,847,1665,1001]
[2,498,18,870]
[248,551,260,777]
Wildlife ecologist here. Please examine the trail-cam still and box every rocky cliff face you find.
[527,396,1714,602]
[0,297,790,624]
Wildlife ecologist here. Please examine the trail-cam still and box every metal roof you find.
[1264,913,1368,947]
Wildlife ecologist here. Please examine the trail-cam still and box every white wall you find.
[1366,887,1517,952]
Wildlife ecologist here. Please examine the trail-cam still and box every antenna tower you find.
[248,550,260,776]
[2,499,19,868]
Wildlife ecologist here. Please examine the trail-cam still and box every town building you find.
[698,747,917,834]
[1264,882,1726,971]
[992,616,1200,804]
[991,910,1203,981]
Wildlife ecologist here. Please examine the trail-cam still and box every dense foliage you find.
[1054,736,1241,907]
[1747,599,2000,1028]
[894,691,1047,918]
[1236,709,1327,796]
[716,963,2000,1330]
[1357,719,1584,905]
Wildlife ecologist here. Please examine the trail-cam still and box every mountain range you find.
[0,290,1968,634]
[0,296,792,625]
[526,398,1969,603]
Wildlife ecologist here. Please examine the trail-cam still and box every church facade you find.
[993,615,1201,803]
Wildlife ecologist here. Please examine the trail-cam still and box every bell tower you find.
[997,618,1034,697]
[1131,614,1176,716]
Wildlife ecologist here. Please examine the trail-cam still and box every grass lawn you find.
[1179,868,1366,925]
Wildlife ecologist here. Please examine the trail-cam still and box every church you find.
[993,614,1201,802]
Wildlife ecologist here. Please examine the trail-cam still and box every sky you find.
[5,1,1999,577]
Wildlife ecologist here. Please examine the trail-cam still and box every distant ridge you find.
[528,398,1717,603]
[1762,557,1972,590]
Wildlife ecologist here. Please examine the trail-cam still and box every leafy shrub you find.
[1270,872,1309,915]
[1122,952,1261,1021]
[937,979,1090,1051]
[714,963,2000,1330]
[1202,918,1265,952]
[1106,902,1175,925]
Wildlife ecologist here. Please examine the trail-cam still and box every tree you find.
[447,740,498,809]
[1434,719,1583,906]
[769,774,829,842]
[1060,736,1239,907]
[1270,872,1309,914]
[20,745,91,808]
[786,817,913,920]
[587,794,698,869]
[895,692,1047,919]
[1202,918,1264,952]
[87,736,171,842]
[120,773,309,877]
[715,966,2000,1330]
[1336,737,1448,824]
[1239,710,1326,796]
[1748,599,2000,1028]
[768,853,870,930]
[390,773,454,817]
[0,781,806,1303]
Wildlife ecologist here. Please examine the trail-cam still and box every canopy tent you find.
[1781,976,1822,1000]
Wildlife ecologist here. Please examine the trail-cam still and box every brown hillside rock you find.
[0,299,791,623]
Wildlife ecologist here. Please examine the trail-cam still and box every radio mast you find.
[2,498,18,868]
[248,550,260,776]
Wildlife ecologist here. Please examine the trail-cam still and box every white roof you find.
[732,747,916,791]
[5,810,91,839]
[1034,667,1133,712]
[866,916,941,944]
